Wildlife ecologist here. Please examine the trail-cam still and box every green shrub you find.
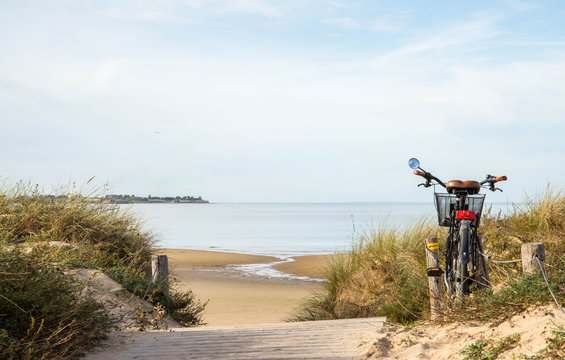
[0,249,110,360]
[154,290,208,327]
[460,334,520,360]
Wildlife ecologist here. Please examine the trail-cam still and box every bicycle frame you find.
[444,193,478,297]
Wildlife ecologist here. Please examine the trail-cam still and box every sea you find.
[123,202,513,258]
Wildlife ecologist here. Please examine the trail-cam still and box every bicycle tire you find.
[474,234,490,289]
[455,220,471,299]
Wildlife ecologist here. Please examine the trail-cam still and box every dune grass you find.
[293,221,442,323]
[0,183,206,359]
[0,248,110,360]
[293,187,565,325]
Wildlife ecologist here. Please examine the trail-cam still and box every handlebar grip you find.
[495,176,507,182]
[413,170,425,177]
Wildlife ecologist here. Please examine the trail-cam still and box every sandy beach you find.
[160,249,332,326]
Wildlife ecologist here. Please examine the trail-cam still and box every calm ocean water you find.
[124,202,512,257]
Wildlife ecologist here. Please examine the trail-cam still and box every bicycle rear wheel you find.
[473,234,490,289]
[455,220,471,299]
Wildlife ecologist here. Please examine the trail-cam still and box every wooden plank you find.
[172,317,385,330]
[85,317,385,360]
[170,328,373,337]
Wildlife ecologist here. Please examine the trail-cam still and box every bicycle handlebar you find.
[413,171,506,192]
[480,174,508,192]
[480,175,507,185]
[413,169,446,188]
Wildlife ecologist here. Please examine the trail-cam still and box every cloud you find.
[369,13,500,70]
[91,60,120,87]
[0,53,125,102]
[325,1,350,10]
[502,0,541,12]
[322,17,358,28]
[369,11,411,32]
[97,0,284,22]
[222,0,283,17]
[369,18,403,32]
[101,5,199,24]
[324,11,410,33]
[410,16,498,52]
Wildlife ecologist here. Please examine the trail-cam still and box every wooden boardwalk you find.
[85,317,385,360]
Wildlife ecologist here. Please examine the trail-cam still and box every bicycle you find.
[408,158,507,300]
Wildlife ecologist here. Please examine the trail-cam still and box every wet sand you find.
[159,249,333,326]
[272,254,337,279]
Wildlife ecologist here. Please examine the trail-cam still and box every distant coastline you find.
[102,194,209,204]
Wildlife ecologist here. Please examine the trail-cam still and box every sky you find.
[1,0,565,202]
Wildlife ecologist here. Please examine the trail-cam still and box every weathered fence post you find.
[151,255,169,297]
[425,238,442,320]
[521,243,545,276]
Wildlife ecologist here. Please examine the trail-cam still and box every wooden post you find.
[425,238,442,320]
[151,255,169,297]
[521,243,546,276]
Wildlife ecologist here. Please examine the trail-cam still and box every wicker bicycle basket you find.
[434,193,486,227]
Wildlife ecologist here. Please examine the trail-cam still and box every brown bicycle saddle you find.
[446,180,481,194]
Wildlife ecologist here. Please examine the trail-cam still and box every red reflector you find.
[456,210,476,220]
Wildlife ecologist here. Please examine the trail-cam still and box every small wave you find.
[227,258,325,282]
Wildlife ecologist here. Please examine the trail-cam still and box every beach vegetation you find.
[156,289,208,327]
[293,187,565,325]
[459,333,520,360]
[0,248,111,360]
[0,182,206,359]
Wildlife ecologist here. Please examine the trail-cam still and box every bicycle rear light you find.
[456,210,476,220]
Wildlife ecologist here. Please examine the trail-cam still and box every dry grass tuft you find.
[294,220,442,323]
